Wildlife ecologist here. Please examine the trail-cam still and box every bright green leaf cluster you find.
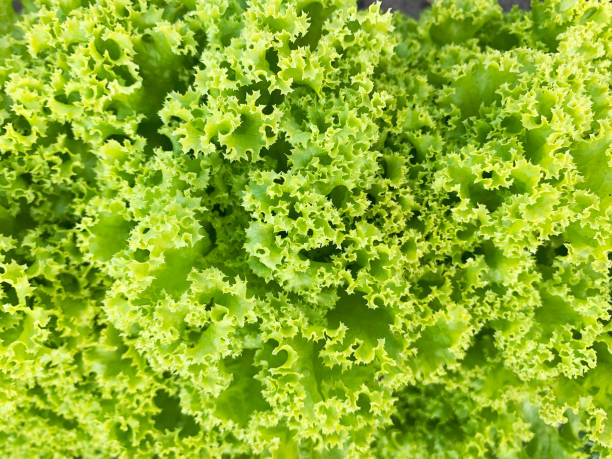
[0,0,610,457]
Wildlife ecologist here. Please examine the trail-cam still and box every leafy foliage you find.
[0,0,610,457]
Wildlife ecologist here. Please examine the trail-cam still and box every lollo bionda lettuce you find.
[0,0,610,457]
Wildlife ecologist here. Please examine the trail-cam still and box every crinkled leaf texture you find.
[0,0,610,457]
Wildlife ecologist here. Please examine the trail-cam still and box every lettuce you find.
[0,0,610,457]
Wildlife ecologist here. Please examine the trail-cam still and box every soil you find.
[10,0,531,18]
[358,0,531,17]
